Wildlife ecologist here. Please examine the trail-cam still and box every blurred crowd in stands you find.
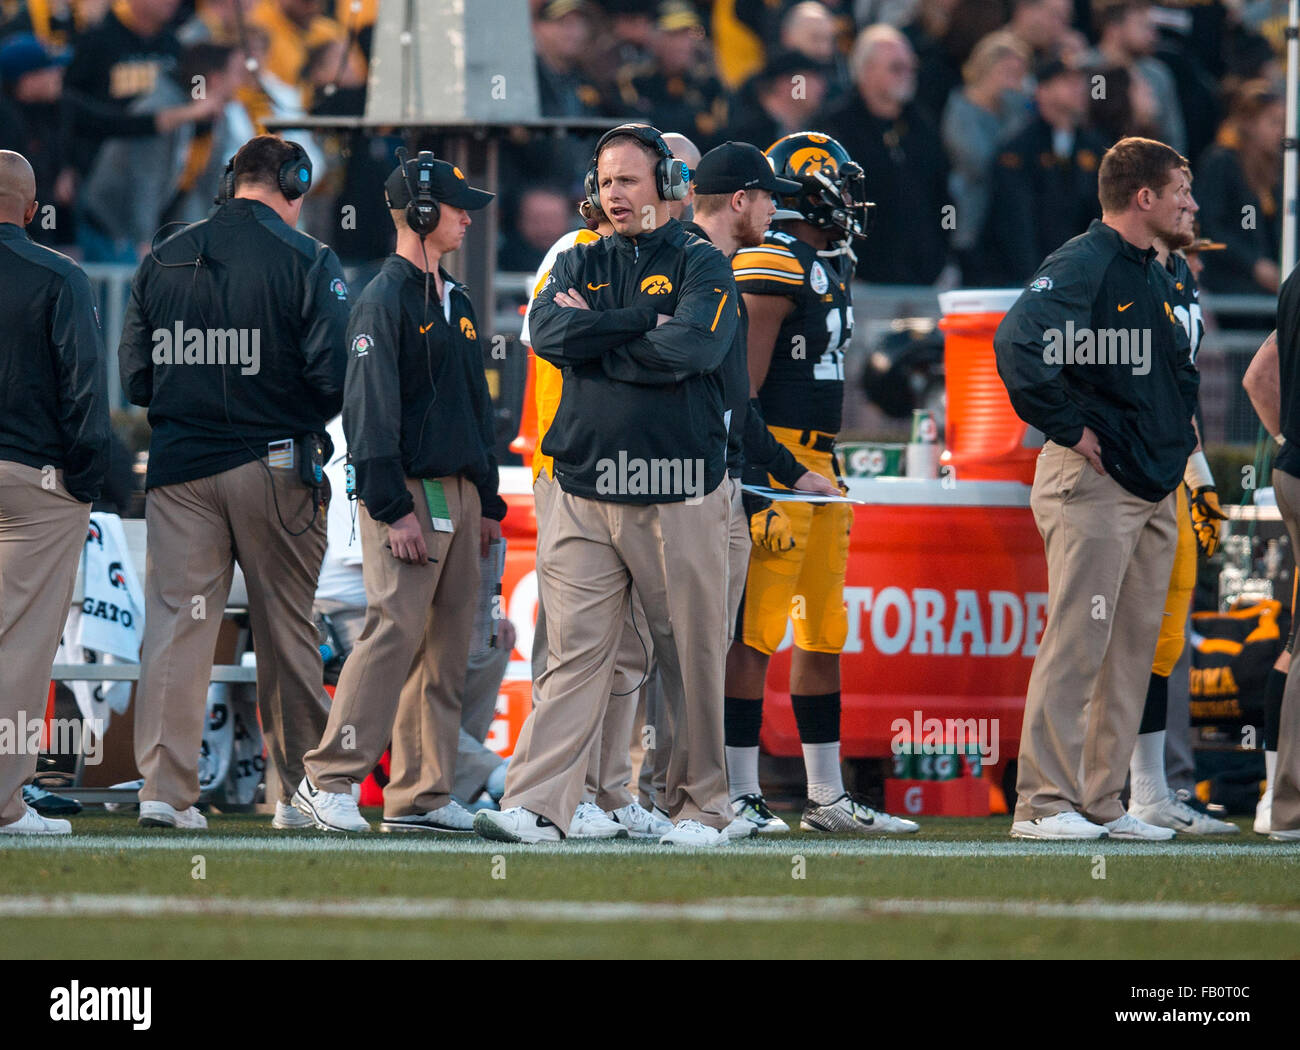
[0,0,1290,294]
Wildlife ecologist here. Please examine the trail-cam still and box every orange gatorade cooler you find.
[937,289,1040,485]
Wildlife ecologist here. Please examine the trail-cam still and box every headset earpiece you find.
[277,140,313,201]
[396,148,440,237]
[216,141,311,205]
[216,156,236,206]
[588,123,690,207]
[660,157,690,202]
[583,164,601,216]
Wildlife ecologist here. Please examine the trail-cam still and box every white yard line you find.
[1,893,1298,925]
[1,833,1298,858]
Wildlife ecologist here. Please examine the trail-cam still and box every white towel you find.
[60,513,146,732]
[78,513,145,660]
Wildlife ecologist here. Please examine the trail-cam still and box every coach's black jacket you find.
[119,199,350,489]
[529,217,735,503]
[344,254,505,525]
[994,219,1198,502]
[0,223,110,502]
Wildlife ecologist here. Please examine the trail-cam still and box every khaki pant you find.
[504,482,732,830]
[454,643,510,802]
[134,458,330,810]
[1269,469,1300,831]
[0,463,91,825]
[584,594,651,811]
[304,475,480,817]
[1014,443,1178,824]
[634,476,747,812]
[532,473,652,813]
[725,476,750,638]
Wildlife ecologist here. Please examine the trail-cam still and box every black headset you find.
[215,139,314,206]
[394,147,440,237]
[584,123,690,213]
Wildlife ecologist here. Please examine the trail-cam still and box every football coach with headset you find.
[119,134,351,830]
[293,150,506,834]
[476,123,740,847]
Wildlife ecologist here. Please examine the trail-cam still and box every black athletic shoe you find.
[731,793,790,833]
[22,783,81,816]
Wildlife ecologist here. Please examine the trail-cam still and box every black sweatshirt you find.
[119,199,350,488]
[994,219,1198,502]
[529,217,734,503]
[1273,267,1300,479]
[62,6,181,165]
[680,220,804,486]
[0,223,109,501]
[344,254,505,525]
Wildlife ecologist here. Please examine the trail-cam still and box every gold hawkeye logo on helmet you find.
[788,147,836,175]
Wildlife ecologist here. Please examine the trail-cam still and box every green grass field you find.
[3,809,1299,959]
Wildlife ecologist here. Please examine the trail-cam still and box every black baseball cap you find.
[757,48,833,87]
[385,155,495,211]
[694,141,802,196]
[1034,55,1079,85]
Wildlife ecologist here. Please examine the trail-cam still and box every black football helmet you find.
[764,132,872,240]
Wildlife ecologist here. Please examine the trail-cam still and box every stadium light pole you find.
[1283,0,1298,278]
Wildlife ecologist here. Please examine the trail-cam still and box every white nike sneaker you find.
[381,798,476,833]
[1010,810,1107,839]
[292,776,369,832]
[660,819,726,847]
[1103,813,1175,840]
[1268,827,1300,841]
[1129,794,1238,835]
[138,800,208,830]
[474,806,562,843]
[608,800,673,839]
[732,793,790,834]
[272,800,314,829]
[653,803,671,823]
[801,793,920,834]
[0,805,70,835]
[1255,788,1273,834]
[568,801,628,839]
[723,816,754,840]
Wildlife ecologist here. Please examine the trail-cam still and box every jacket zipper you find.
[621,237,640,305]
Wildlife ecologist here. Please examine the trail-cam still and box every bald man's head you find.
[661,132,700,220]
[0,151,37,227]
[661,132,701,171]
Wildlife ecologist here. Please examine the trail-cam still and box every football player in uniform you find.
[1126,191,1237,834]
[725,131,918,835]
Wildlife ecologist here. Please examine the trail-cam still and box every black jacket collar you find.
[613,216,685,256]
[681,220,710,243]
[383,253,461,295]
[1090,219,1156,266]
[0,222,29,242]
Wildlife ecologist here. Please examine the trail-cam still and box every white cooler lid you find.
[938,288,1024,315]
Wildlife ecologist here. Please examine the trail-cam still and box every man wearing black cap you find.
[294,151,506,834]
[725,51,832,155]
[978,56,1106,286]
[690,141,840,834]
